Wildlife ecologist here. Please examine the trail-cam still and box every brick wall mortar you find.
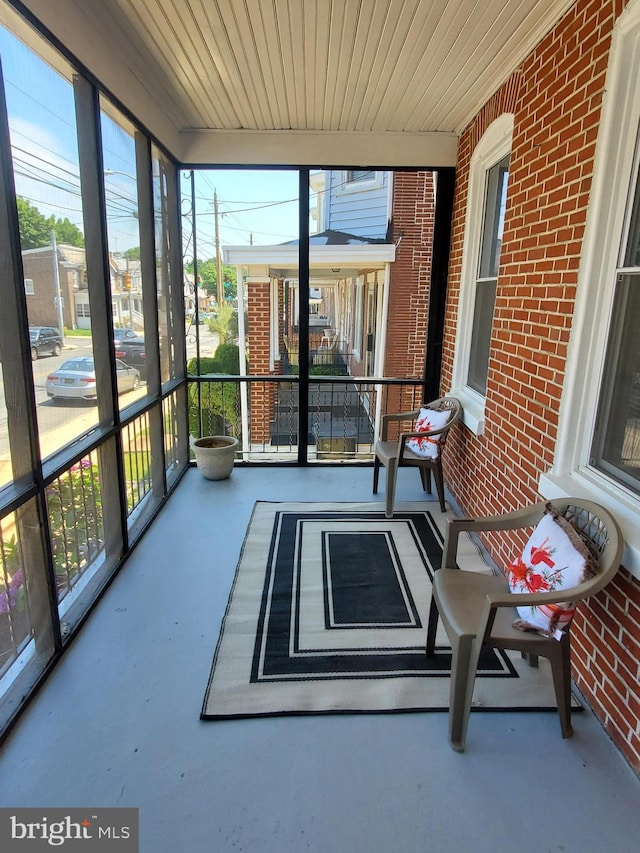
[386,172,436,379]
[441,0,640,774]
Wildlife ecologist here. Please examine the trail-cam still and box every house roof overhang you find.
[223,242,396,281]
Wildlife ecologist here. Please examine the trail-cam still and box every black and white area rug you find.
[201,502,577,719]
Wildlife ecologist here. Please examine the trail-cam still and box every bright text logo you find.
[0,808,138,850]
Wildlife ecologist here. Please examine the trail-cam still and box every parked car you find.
[29,326,63,360]
[46,357,140,402]
[114,337,146,379]
[113,327,139,344]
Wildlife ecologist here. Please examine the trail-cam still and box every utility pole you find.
[214,190,223,307]
[50,230,65,335]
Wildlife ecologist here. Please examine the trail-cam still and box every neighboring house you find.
[21,244,84,330]
[311,170,392,239]
[225,168,437,443]
[21,245,143,332]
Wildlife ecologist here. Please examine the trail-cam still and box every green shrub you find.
[310,363,348,376]
[214,343,240,374]
[188,378,239,438]
[187,344,241,439]
[187,356,221,376]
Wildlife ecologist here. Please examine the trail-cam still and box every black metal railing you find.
[187,375,426,461]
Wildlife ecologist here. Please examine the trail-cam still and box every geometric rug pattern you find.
[202,502,577,719]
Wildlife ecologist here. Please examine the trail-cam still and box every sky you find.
[181,169,301,264]
[0,22,302,260]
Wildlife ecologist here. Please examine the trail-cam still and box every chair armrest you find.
[485,584,595,608]
[442,504,549,568]
[380,409,421,440]
[381,410,421,424]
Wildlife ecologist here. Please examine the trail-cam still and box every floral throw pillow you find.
[507,506,598,638]
[405,408,451,459]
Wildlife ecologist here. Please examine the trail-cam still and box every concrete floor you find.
[0,465,639,853]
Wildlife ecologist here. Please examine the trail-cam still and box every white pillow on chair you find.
[405,408,451,459]
[508,507,598,637]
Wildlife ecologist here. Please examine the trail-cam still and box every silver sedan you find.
[46,357,140,402]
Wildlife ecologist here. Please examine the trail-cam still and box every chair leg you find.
[426,595,439,657]
[373,457,381,494]
[419,466,432,493]
[433,461,446,512]
[448,635,480,752]
[385,458,398,518]
[548,635,574,738]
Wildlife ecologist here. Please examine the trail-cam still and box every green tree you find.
[50,216,85,246]
[17,196,84,249]
[17,197,50,248]
[184,258,237,300]
[207,301,236,345]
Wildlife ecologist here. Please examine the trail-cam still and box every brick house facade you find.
[441,0,640,772]
[385,171,436,381]
[22,245,82,330]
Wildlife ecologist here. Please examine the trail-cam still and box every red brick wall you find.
[442,0,640,773]
[22,251,76,329]
[247,281,274,444]
[386,172,436,382]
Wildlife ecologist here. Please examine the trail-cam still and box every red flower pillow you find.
[405,408,451,460]
[507,506,598,638]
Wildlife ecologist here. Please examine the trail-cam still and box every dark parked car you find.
[114,337,146,379]
[29,326,63,360]
[113,327,139,344]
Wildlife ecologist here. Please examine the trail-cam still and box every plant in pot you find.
[190,434,239,480]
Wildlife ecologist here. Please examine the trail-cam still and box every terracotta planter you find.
[190,435,239,480]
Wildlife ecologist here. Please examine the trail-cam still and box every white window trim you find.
[538,0,640,579]
[339,170,384,194]
[449,114,514,435]
[352,278,364,361]
[24,278,34,294]
[269,279,280,370]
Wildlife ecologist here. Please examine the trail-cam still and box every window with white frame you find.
[538,0,640,578]
[346,170,374,184]
[340,170,382,193]
[450,114,513,433]
[591,164,640,492]
[468,154,509,394]
[24,278,34,294]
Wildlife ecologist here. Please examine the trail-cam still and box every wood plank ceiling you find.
[13,0,576,161]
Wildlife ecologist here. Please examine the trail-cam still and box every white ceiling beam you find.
[181,129,458,167]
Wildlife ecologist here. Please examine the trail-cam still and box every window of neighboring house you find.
[77,303,90,317]
[24,278,33,294]
[539,0,640,579]
[340,169,382,193]
[346,170,374,183]
[450,114,513,434]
